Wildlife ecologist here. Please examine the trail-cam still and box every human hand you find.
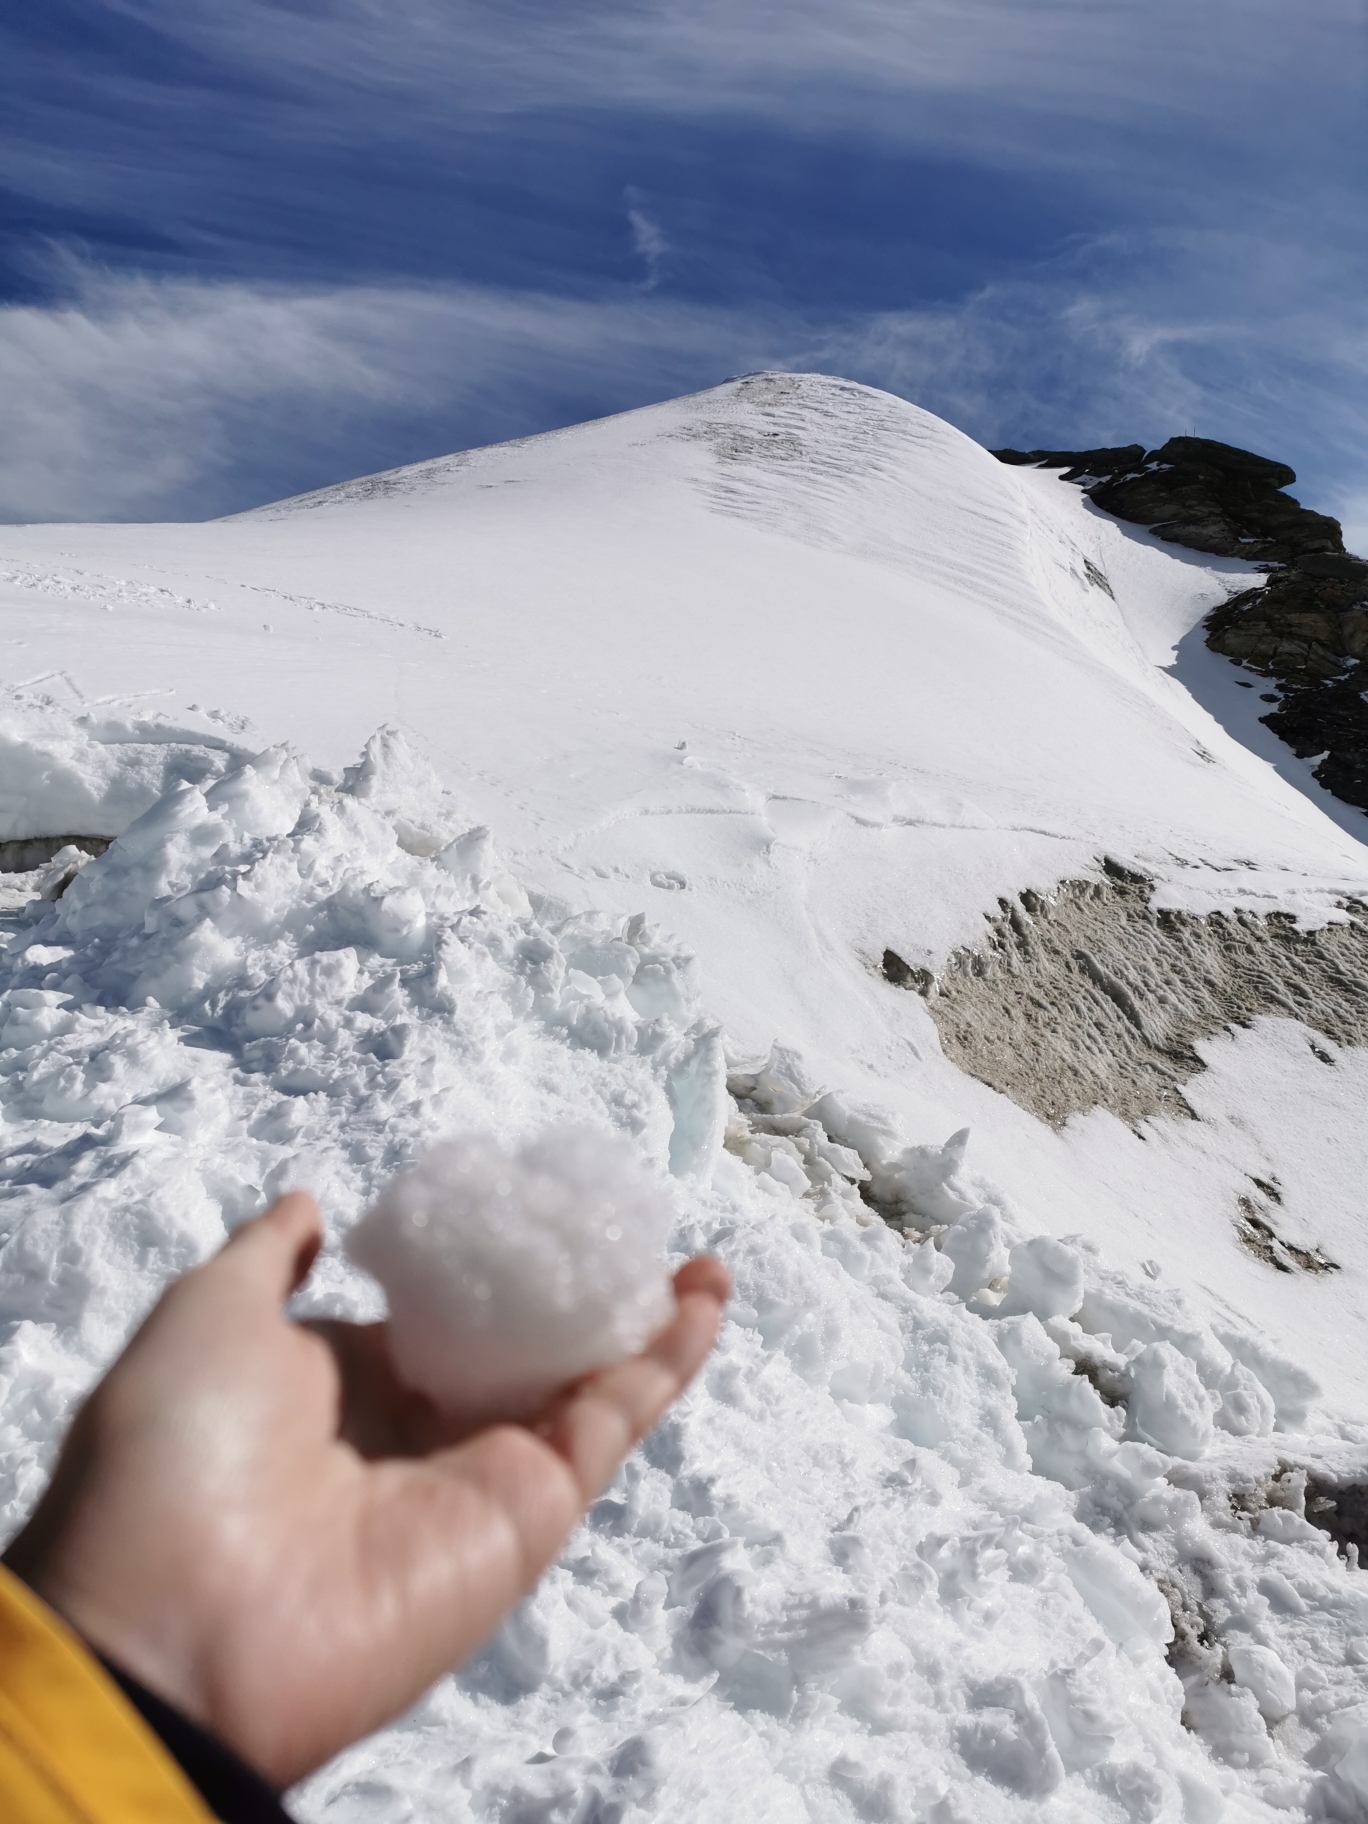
[3,1191,729,1788]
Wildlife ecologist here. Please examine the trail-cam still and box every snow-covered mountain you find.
[2,373,1368,1821]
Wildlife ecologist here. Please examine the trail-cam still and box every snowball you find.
[346,1128,676,1417]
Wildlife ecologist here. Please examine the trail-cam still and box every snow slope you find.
[2,373,1368,1820]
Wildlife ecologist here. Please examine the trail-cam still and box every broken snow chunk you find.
[868,1128,980,1229]
[729,1043,824,1117]
[1214,1361,1275,1438]
[1062,1534,1173,1658]
[1213,1325,1321,1431]
[237,949,360,1039]
[0,989,77,1050]
[997,1236,1084,1322]
[757,1144,808,1195]
[1124,1340,1216,1459]
[435,825,532,917]
[203,745,310,841]
[340,725,475,857]
[956,1675,1063,1798]
[1039,1666,1118,1771]
[902,1237,955,1296]
[806,1092,902,1167]
[663,1024,727,1180]
[1182,1677,1276,1768]
[346,1128,675,1419]
[1225,1641,1295,1721]
[993,1315,1122,1486]
[940,1206,1010,1301]
[0,696,242,843]
[107,1103,163,1149]
[1337,1729,1368,1806]
[358,885,429,959]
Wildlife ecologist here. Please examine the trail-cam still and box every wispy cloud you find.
[625,192,669,290]
[96,1,1362,155]
[0,268,773,521]
[2,5,1363,532]
[4,231,1365,529]
[11,3,1359,280]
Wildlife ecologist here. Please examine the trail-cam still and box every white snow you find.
[347,1130,674,1417]
[1,372,1368,1821]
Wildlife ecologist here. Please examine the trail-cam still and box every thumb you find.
[218,1191,323,1302]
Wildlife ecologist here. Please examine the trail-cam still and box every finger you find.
[672,1255,731,1304]
[540,1271,726,1502]
[218,1191,323,1301]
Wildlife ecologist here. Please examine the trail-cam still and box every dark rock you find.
[1201,562,1368,812]
[993,436,1342,564]
[881,948,934,994]
[1295,552,1368,581]
[1147,436,1295,490]
[992,444,1145,482]
[1305,1477,1368,1564]
[1262,671,1368,808]
[1207,563,1368,678]
[1087,440,1340,564]
[0,836,110,872]
[1201,561,1368,810]
[992,434,1368,818]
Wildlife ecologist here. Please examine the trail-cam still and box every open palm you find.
[5,1191,728,1788]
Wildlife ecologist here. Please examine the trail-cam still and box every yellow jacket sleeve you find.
[0,1561,214,1823]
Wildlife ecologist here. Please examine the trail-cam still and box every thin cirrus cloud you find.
[59,1,1357,144]
[6,233,1366,550]
[625,193,670,291]
[1,1,1365,528]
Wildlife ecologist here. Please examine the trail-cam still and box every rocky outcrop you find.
[994,444,1146,483]
[881,868,1368,1130]
[994,439,1368,814]
[1207,563,1368,809]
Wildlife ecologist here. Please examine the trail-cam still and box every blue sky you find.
[2,1,1365,539]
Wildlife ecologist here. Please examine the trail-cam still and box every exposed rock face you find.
[994,436,1341,562]
[1208,563,1368,809]
[994,439,1368,814]
[994,444,1145,483]
[882,866,1368,1129]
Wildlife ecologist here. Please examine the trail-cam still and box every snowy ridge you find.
[2,376,1368,1818]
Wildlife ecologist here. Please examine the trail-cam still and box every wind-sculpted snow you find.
[2,721,1368,1820]
[0,686,248,842]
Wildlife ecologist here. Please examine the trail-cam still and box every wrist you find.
[7,1547,217,1752]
